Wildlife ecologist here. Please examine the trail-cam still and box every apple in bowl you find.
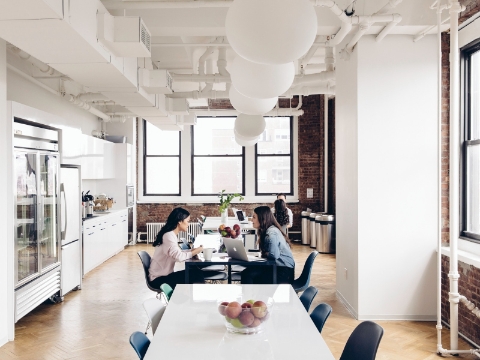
[217,298,274,334]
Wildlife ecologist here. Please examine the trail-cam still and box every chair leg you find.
[144,321,151,335]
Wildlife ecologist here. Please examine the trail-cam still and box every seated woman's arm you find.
[262,235,281,260]
[166,241,203,261]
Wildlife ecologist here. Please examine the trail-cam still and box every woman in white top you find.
[149,207,204,289]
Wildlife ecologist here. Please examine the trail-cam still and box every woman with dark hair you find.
[241,206,295,284]
[149,207,205,289]
[274,199,290,233]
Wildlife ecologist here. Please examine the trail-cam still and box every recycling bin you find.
[301,211,310,245]
[317,214,335,254]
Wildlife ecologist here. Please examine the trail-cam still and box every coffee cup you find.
[203,248,214,261]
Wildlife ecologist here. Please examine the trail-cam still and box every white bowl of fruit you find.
[217,298,274,334]
[218,224,241,239]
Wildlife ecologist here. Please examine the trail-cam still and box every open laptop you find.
[223,238,266,262]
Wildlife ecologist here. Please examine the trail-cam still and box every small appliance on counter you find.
[82,191,94,218]
[93,193,115,213]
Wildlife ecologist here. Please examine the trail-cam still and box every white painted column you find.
[0,38,14,345]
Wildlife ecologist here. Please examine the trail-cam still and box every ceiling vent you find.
[97,13,151,57]
[166,98,189,115]
[139,69,173,94]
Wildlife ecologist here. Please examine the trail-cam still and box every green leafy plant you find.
[218,190,244,214]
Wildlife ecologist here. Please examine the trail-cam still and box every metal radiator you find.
[146,222,201,244]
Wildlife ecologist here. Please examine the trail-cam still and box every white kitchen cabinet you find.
[83,210,128,275]
[81,135,116,179]
[60,127,83,165]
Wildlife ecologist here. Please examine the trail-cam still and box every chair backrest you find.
[138,251,160,293]
[129,331,150,359]
[294,251,319,291]
[143,298,167,335]
[310,303,332,333]
[299,286,318,312]
[339,321,384,360]
[160,283,174,301]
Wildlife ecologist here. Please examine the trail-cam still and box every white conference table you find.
[202,217,256,233]
[144,284,335,360]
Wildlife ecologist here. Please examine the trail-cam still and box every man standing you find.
[272,193,293,229]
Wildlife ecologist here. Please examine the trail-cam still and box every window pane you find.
[145,157,180,194]
[471,51,480,140]
[146,121,180,155]
[466,144,480,234]
[257,117,291,155]
[257,156,291,194]
[193,157,243,194]
[194,118,242,155]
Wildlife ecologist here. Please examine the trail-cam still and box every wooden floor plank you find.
[1,242,476,359]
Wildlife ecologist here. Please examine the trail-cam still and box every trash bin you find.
[309,213,317,248]
[301,211,310,245]
[317,214,335,254]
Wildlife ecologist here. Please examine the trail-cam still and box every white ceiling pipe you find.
[325,47,334,72]
[171,73,231,83]
[346,22,372,53]
[374,0,403,15]
[63,94,111,121]
[294,71,335,86]
[167,90,229,99]
[102,115,129,123]
[217,47,229,76]
[300,36,327,68]
[376,14,402,42]
[305,64,327,72]
[76,93,110,102]
[198,37,223,75]
[414,15,450,42]
[7,64,111,120]
[9,46,58,76]
[192,108,304,116]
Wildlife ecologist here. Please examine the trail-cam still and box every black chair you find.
[339,321,384,360]
[299,286,318,312]
[129,331,150,359]
[310,303,332,333]
[291,251,318,293]
[138,251,162,294]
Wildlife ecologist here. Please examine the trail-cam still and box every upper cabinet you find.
[81,135,116,179]
[114,143,134,184]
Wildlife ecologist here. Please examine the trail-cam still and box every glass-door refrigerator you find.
[14,121,61,322]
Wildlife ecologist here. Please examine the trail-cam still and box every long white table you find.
[144,284,335,360]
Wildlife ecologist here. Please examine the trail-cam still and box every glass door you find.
[39,153,59,271]
[15,152,38,286]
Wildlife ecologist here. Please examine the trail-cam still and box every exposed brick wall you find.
[441,255,480,345]
[441,0,480,347]
[137,95,335,236]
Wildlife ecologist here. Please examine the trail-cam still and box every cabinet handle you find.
[101,228,105,231]
[88,232,94,235]
[112,224,116,226]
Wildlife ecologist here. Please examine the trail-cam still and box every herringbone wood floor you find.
[0,243,476,359]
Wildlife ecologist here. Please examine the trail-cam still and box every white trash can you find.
[301,211,310,245]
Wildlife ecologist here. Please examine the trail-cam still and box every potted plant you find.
[218,190,244,224]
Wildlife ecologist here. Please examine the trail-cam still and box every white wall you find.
[335,44,359,317]
[336,35,438,320]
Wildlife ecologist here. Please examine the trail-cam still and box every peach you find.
[218,301,229,316]
[238,310,255,326]
[248,317,262,328]
[251,301,267,318]
[225,301,242,319]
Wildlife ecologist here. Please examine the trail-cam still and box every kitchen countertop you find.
[82,208,128,221]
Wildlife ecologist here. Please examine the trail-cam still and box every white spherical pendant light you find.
[229,86,277,115]
[225,0,318,65]
[235,134,258,147]
[230,56,295,99]
[234,114,266,138]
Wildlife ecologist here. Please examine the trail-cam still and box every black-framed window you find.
[143,120,181,196]
[462,41,480,242]
[255,117,293,195]
[191,117,245,195]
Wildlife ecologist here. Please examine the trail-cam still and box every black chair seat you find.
[310,303,332,333]
[340,321,384,360]
[231,265,246,272]
[201,265,226,272]
[203,271,228,281]
[138,251,162,293]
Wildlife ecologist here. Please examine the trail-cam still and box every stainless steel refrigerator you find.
[14,121,62,322]
[60,165,82,296]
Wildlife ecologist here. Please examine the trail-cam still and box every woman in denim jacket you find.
[241,206,295,284]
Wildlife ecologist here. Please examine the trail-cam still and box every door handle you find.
[60,183,67,241]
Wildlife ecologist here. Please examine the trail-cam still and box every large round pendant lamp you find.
[229,86,277,115]
[225,0,318,65]
[230,56,295,99]
[235,135,258,147]
[234,114,266,138]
